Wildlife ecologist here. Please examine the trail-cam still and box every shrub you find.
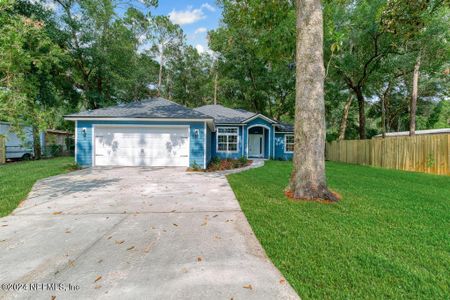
[238,156,248,165]
[191,161,202,171]
[45,144,63,157]
[211,156,221,164]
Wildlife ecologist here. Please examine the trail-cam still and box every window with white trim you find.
[217,127,238,152]
[285,135,294,153]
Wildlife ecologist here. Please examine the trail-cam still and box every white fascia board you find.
[241,114,277,124]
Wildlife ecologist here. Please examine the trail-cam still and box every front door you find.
[248,134,263,157]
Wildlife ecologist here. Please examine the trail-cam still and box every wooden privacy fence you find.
[0,135,5,164]
[326,134,450,176]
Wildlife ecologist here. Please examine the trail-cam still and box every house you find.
[64,97,294,168]
[373,128,450,138]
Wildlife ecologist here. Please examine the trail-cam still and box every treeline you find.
[0,0,449,145]
[0,0,216,140]
[210,0,449,140]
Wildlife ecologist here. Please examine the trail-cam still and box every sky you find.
[152,1,222,53]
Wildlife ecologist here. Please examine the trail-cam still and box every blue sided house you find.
[65,97,294,169]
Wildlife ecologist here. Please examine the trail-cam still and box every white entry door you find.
[94,126,189,167]
[248,134,263,157]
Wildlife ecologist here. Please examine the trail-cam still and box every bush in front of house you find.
[207,156,251,172]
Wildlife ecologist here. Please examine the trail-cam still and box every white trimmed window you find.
[217,127,238,152]
[285,135,294,153]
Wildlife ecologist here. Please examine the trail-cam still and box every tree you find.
[288,0,338,201]
[0,0,68,158]
[165,44,213,107]
[324,0,394,139]
[53,0,157,109]
[149,16,183,97]
[381,0,449,136]
[209,0,296,120]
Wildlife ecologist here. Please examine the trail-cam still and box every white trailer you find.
[0,122,35,160]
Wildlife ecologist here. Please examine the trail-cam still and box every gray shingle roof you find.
[194,105,256,123]
[274,123,294,132]
[65,98,212,119]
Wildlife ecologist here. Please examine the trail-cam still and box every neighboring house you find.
[64,97,294,169]
[373,128,450,138]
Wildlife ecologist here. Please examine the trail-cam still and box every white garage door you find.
[94,126,189,167]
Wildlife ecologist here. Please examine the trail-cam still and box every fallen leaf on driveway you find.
[107,236,112,240]
[52,211,62,215]
[197,256,202,262]
[201,216,208,226]
[243,284,253,290]
[115,240,124,245]
[95,285,102,289]
[127,246,135,251]
[65,229,71,234]
[279,278,286,284]
[213,214,218,218]
[68,260,75,267]
[51,296,56,300]
[173,223,178,227]
[94,276,102,283]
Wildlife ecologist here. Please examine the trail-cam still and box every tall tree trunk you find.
[354,86,366,139]
[380,81,392,138]
[157,47,164,97]
[289,0,338,201]
[409,55,421,136]
[213,71,218,105]
[338,94,353,141]
[32,126,41,160]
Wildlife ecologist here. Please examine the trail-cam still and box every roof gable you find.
[242,113,276,124]
[65,98,212,120]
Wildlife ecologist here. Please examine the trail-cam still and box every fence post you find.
[0,135,5,164]
[448,134,450,176]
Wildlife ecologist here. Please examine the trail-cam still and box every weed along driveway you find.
[0,167,298,299]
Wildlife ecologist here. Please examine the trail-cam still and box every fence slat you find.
[326,134,450,176]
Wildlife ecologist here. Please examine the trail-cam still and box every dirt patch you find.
[284,190,342,203]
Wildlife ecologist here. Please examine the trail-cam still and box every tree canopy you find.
[0,0,448,146]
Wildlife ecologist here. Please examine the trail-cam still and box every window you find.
[285,135,294,153]
[217,127,239,152]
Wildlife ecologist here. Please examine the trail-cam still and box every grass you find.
[227,161,450,299]
[0,157,76,217]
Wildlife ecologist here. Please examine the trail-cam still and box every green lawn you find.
[227,161,450,299]
[0,157,75,217]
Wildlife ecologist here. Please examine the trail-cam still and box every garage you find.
[94,125,189,167]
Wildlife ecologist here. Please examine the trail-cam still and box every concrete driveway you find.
[0,167,299,299]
